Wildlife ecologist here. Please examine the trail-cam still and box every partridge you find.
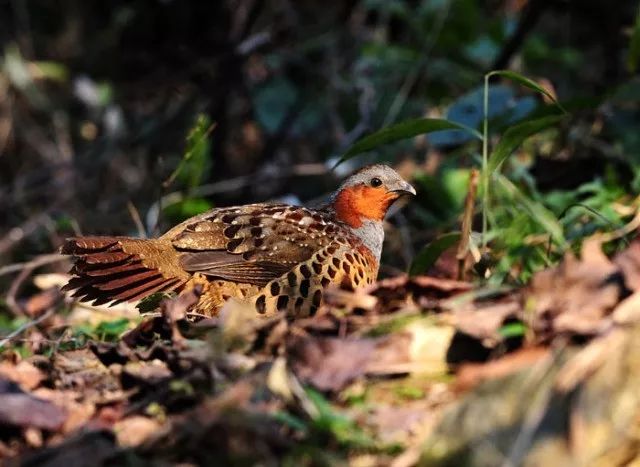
[61,164,415,317]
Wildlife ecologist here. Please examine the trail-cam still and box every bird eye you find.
[370,177,382,187]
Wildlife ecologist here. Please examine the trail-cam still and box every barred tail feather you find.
[61,236,186,306]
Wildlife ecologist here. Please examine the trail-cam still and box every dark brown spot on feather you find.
[270,282,280,296]
[343,262,351,274]
[312,262,322,274]
[224,225,241,238]
[227,238,243,252]
[357,267,365,279]
[250,227,262,236]
[321,277,330,287]
[287,211,304,222]
[345,253,354,264]
[312,214,323,222]
[277,295,289,311]
[222,214,237,223]
[312,290,322,307]
[332,258,340,268]
[243,251,255,260]
[255,295,266,314]
[295,297,304,311]
[300,264,311,278]
[328,267,336,279]
[254,238,264,248]
[327,245,337,255]
[341,276,354,291]
[287,272,297,287]
[250,217,261,226]
[309,223,324,231]
[300,280,310,298]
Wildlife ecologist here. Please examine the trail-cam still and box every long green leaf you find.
[488,70,567,113]
[336,118,483,167]
[495,174,566,247]
[487,115,564,174]
[409,232,461,277]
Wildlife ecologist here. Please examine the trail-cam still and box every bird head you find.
[332,164,416,228]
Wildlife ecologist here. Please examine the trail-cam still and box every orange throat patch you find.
[333,185,398,228]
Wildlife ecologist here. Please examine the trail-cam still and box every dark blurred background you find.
[2,0,640,283]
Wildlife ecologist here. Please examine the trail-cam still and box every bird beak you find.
[391,181,416,197]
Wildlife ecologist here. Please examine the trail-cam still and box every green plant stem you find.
[482,72,491,251]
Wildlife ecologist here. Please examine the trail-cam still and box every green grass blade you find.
[496,174,566,247]
[409,232,461,277]
[488,70,567,114]
[335,118,483,167]
[487,115,564,175]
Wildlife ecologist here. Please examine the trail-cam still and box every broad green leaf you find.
[488,115,564,174]
[94,318,131,339]
[163,197,213,223]
[337,118,483,166]
[496,174,566,247]
[488,70,567,113]
[409,232,461,277]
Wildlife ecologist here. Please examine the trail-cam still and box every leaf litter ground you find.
[3,236,640,465]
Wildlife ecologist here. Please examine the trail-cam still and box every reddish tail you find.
[61,236,188,306]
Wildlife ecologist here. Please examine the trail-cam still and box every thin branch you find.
[0,308,55,350]
[4,253,66,316]
[127,201,147,238]
[0,253,63,277]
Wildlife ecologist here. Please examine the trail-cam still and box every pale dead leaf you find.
[455,347,550,392]
[528,236,623,338]
[323,285,378,310]
[33,388,96,434]
[446,301,520,347]
[0,360,44,390]
[33,273,69,290]
[612,291,640,325]
[114,416,163,447]
[267,356,294,402]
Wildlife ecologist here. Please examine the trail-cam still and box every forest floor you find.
[2,229,640,466]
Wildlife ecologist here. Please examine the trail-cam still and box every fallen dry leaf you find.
[0,378,67,431]
[0,360,45,390]
[114,415,163,447]
[528,237,625,338]
[445,300,521,347]
[455,347,550,392]
[289,314,457,392]
[288,335,377,392]
[21,287,62,317]
[369,275,472,312]
[32,388,95,434]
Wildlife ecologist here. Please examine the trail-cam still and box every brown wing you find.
[61,236,189,305]
[166,203,333,287]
